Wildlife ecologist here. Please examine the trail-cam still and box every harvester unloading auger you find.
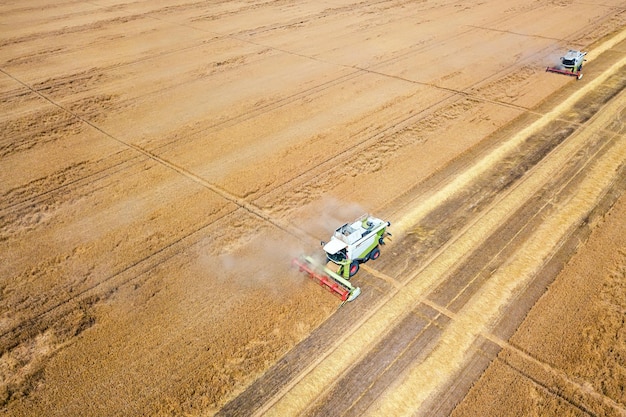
[293,214,391,303]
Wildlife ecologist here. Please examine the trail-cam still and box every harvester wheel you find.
[349,261,359,277]
[369,247,381,260]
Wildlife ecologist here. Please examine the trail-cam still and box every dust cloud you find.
[213,197,371,296]
[297,196,368,237]
[214,229,318,299]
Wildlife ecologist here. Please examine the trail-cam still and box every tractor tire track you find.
[2,0,614,217]
[0,8,556,252]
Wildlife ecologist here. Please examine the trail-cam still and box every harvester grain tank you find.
[293,214,391,303]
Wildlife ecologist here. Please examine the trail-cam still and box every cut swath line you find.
[366,91,626,417]
[259,42,626,417]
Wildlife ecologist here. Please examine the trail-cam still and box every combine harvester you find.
[546,49,587,80]
[293,214,391,303]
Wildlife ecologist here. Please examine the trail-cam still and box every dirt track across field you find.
[1,1,625,416]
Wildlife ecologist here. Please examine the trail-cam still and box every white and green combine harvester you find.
[293,214,391,303]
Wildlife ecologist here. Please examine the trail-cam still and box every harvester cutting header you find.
[293,214,391,303]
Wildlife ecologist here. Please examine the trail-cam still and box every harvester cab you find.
[322,214,391,279]
[546,50,587,80]
[292,214,391,303]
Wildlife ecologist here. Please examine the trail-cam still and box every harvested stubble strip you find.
[368,108,626,416]
[262,50,626,417]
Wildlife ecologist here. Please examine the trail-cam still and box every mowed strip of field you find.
[370,94,626,417]
[452,112,626,417]
[304,71,626,417]
[244,42,626,417]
